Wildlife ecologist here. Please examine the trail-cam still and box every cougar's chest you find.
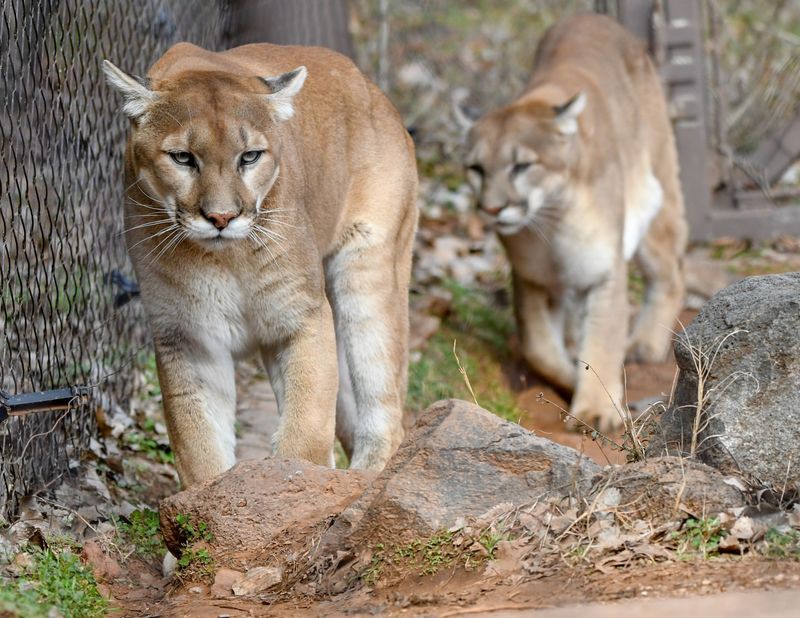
[502,222,617,293]
[173,257,312,356]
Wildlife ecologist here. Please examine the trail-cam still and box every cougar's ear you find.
[452,87,482,134]
[102,60,157,120]
[553,92,586,135]
[261,66,307,121]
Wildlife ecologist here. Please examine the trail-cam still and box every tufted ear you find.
[553,92,586,135]
[102,59,157,120]
[261,66,307,121]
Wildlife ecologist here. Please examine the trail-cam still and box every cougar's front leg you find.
[154,330,237,487]
[570,261,628,431]
[262,300,338,467]
[513,273,576,394]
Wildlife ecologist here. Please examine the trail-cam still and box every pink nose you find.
[205,211,238,230]
[482,204,504,216]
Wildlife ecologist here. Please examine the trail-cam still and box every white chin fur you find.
[492,205,528,235]
[185,216,253,244]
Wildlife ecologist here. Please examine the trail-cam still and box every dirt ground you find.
[107,549,800,616]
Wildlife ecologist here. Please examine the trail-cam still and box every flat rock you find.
[650,273,800,487]
[323,399,602,550]
[159,458,372,570]
[232,565,282,596]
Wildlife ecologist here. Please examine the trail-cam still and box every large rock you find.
[159,458,372,570]
[650,273,800,487]
[323,399,602,550]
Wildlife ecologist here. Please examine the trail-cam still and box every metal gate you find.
[601,0,800,241]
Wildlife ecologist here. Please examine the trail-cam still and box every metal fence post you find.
[597,0,713,241]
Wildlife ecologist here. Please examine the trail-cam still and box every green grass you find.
[124,430,175,465]
[359,526,502,585]
[137,350,162,399]
[117,508,165,560]
[0,548,107,618]
[407,279,522,422]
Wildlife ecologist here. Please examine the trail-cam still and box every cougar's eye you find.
[467,164,484,176]
[240,150,263,166]
[511,162,532,177]
[169,151,196,167]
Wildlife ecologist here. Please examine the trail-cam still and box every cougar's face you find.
[132,80,284,249]
[465,98,583,236]
[104,62,307,250]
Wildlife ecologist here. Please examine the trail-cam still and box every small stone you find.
[211,568,244,598]
[162,551,178,577]
[409,311,441,350]
[81,539,122,581]
[718,534,741,552]
[8,552,34,576]
[232,566,283,596]
[730,516,755,540]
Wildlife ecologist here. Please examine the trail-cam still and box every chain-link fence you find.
[0,0,229,521]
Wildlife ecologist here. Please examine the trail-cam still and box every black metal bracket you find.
[0,386,92,424]
[105,270,140,308]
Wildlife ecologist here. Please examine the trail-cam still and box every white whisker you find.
[253,224,287,243]
[249,229,277,263]
[126,197,169,212]
[119,219,173,235]
[127,224,181,250]
[142,228,181,264]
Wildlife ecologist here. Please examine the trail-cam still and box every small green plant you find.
[174,513,215,573]
[175,513,214,545]
[361,543,385,585]
[672,517,727,559]
[124,430,175,465]
[359,525,506,585]
[0,547,107,618]
[117,508,165,559]
[478,529,505,559]
[762,528,800,559]
[420,530,455,575]
[177,547,212,569]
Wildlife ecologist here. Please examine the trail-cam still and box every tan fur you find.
[466,14,687,430]
[105,42,418,485]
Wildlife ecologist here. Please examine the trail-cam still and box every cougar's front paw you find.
[567,400,622,434]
